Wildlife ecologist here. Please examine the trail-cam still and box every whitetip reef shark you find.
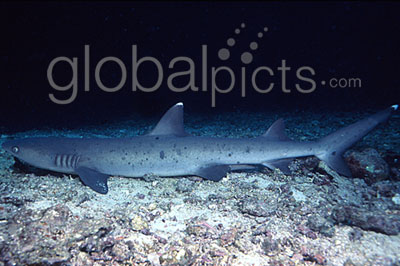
[2,103,398,194]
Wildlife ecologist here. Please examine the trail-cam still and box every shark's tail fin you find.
[315,105,398,176]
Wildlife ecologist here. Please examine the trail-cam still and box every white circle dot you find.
[227,38,235,47]
[264,27,268,32]
[241,52,253,64]
[321,80,326,85]
[218,48,230,61]
[241,23,246,28]
[257,32,263,38]
[250,42,258,50]
[235,29,240,34]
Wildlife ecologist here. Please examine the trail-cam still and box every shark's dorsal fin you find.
[261,118,291,141]
[148,102,190,137]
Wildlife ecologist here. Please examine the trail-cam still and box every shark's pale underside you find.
[2,103,398,194]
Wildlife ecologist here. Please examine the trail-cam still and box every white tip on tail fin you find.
[392,104,398,110]
[176,102,184,106]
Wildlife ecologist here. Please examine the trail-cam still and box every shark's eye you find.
[12,146,19,153]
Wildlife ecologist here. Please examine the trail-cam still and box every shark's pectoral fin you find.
[75,167,109,194]
[263,158,294,174]
[229,164,259,171]
[194,164,231,181]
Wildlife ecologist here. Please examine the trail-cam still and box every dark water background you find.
[1,1,399,133]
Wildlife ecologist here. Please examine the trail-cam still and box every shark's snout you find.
[2,141,11,153]
[2,140,22,156]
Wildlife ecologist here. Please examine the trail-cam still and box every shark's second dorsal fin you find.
[148,102,190,137]
[261,118,291,141]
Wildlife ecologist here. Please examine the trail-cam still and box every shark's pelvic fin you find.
[148,102,190,137]
[261,118,292,141]
[194,164,231,181]
[263,158,293,174]
[75,167,109,194]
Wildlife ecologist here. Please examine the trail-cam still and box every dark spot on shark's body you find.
[160,151,165,159]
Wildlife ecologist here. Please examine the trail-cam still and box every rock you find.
[70,251,93,265]
[237,198,276,217]
[343,258,357,266]
[345,148,390,184]
[219,228,238,246]
[175,249,186,261]
[291,253,304,262]
[306,215,335,237]
[2,204,75,265]
[312,175,332,186]
[147,203,157,211]
[371,181,397,198]
[311,253,326,265]
[136,193,145,199]
[147,252,161,266]
[175,179,195,193]
[130,215,148,231]
[391,167,400,180]
[159,248,190,265]
[348,228,363,241]
[297,224,317,239]
[392,194,400,205]
[183,195,204,205]
[186,223,214,238]
[261,237,281,256]
[252,224,271,236]
[207,194,226,204]
[296,157,320,173]
[332,205,400,235]
[79,227,113,254]
[0,196,26,207]
[111,241,131,260]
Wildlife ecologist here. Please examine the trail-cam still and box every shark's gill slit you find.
[73,155,80,169]
[66,155,72,168]
[55,154,61,167]
[54,154,79,169]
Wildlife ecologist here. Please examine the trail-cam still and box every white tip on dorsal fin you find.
[148,102,190,137]
[261,118,291,141]
[391,104,398,110]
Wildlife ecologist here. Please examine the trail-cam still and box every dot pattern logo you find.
[218,23,268,64]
